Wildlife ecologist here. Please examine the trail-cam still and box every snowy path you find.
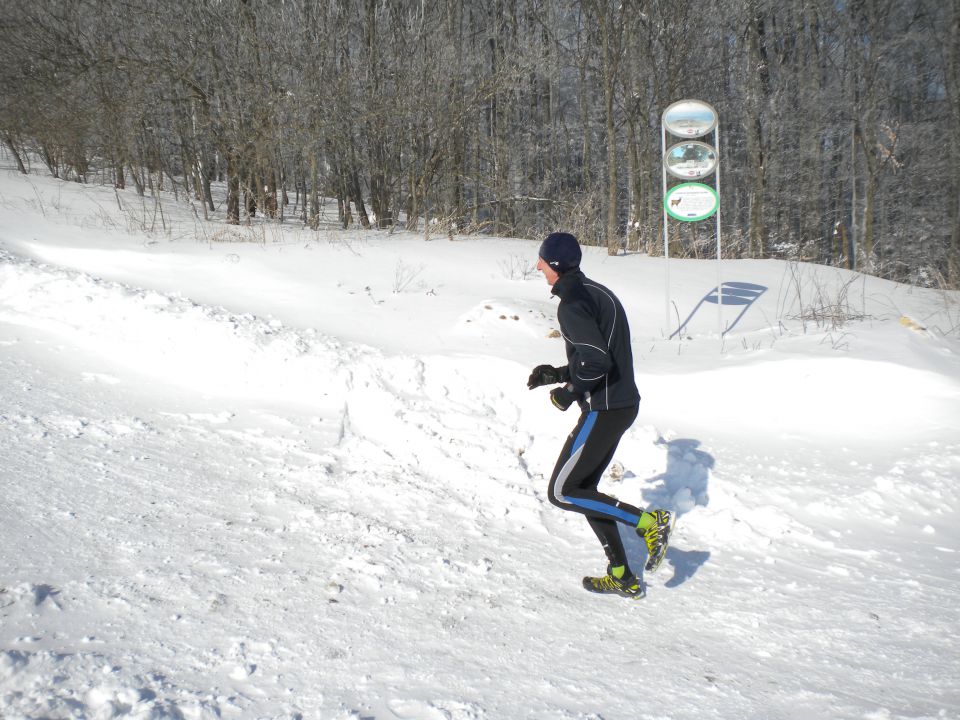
[2,173,960,718]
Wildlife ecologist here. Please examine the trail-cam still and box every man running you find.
[527,232,673,598]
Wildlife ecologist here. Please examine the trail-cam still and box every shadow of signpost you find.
[621,438,715,588]
[670,282,768,339]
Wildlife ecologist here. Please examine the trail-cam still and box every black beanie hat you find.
[539,232,581,274]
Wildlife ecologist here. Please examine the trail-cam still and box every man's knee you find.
[547,475,575,510]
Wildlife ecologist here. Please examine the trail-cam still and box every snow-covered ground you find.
[1,162,959,720]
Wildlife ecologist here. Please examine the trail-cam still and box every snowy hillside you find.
[1,164,959,720]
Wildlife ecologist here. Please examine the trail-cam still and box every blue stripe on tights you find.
[565,496,641,525]
[571,411,598,456]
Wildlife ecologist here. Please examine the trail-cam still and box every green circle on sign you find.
[664,182,719,222]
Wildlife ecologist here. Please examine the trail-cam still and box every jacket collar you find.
[550,269,584,299]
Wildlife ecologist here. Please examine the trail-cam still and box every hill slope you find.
[1,166,959,719]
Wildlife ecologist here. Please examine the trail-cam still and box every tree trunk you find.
[309,154,320,230]
[800,2,824,262]
[266,169,278,218]
[625,119,641,252]
[349,171,371,229]
[577,47,592,199]
[3,135,27,174]
[946,0,960,286]
[226,152,240,225]
[860,123,878,272]
[597,12,619,254]
[745,5,768,258]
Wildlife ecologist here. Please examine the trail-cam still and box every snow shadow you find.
[624,438,714,586]
[620,530,711,588]
[646,437,714,516]
[663,548,711,588]
[32,584,61,608]
[670,281,769,339]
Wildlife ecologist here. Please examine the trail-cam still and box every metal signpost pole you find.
[662,123,670,335]
[715,123,723,336]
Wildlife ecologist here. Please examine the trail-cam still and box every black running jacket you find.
[551,269,640,412]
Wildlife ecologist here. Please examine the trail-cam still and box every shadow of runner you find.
[644,437,714,514]
[622,437,715,587]
[663,548,711,588]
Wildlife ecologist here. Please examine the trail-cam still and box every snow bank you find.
[2,166,959,719]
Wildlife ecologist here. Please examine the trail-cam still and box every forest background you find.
[1,0,958,288]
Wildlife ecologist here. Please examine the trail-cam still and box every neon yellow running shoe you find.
[639,509,673,573]
[582,566,645,599]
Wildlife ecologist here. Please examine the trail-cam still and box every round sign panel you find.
[665,141,718,179]
[663,99,718,138]
[664,182,719,222]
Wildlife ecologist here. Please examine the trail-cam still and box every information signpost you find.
[661,99,722,336]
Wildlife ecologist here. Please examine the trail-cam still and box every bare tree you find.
[0,0,952,285]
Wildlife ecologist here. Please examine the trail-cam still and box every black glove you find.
[527,364,563,390]
[550,385,577,411]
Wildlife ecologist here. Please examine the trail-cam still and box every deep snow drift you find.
[1,163,959,719]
